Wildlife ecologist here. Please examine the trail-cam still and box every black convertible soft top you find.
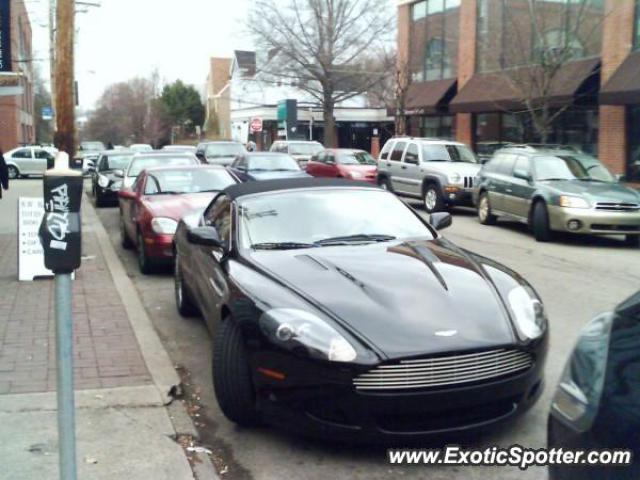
[222,177,380,200]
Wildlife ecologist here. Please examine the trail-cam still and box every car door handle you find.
[505,188,513,193]
[401,165,407,170]
[385,162,391,167]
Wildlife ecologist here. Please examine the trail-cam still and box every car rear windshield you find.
[239,189,434,248]
[248,155,300,171]
[144,169,235,195]
[289,143,323,156]
[205,144,245,158]
[81,142,105,151]
[534,155,615,182]
[99,154,133,171]
[338,151,377,165]
[128,156,196,177]
[422,144,478,163]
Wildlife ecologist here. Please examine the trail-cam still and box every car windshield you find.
[289,143,323,156]
[205,144,245,157]
[239,189,434,249]
[99,154,133,171]
[338,151,377,165]
[82,142,105,151]
[534,155,616,182]
[128,156,196,177]
[248,155,300,171]
[131,144,153,152]
[422,144,478,163]
[145,169,235,195]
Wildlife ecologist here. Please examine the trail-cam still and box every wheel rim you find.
[8,167,17,179]
[479,196,489,221]
[425,189,437,211]
[380,180,388,190]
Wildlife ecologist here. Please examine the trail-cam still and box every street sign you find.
[42,106,53,120]
[0,0,11,72]
[18,197,54,281]
[250,117,263,133]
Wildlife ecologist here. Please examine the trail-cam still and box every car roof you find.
[243,152,291,156]
[387,137,467,146]
[200,141,242,145]
[278,140,322,144]
[322,148,366,153]
[143,164,226,173]
[133,151,195,157]
[222,177,379,200]
[497,147,584,157]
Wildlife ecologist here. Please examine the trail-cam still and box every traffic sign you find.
[250,117,263,133]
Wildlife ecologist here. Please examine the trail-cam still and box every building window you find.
[635,0,640,50]
[411,0,460,82]
[629,106,640,181]
[420,115,454,139]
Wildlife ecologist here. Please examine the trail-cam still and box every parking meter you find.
[39,152,83,273]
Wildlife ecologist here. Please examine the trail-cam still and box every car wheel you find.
[532,201,553,242]
[624,235,640,248]
[213,317,260,426]
[174,254,198,317]
[478,192,497,225]
[423,183,444,214]
[120,217,133,249]
[137,232,153,274]
[7,165,19,180]
[378,176,393,192]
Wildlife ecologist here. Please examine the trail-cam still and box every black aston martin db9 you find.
[172,178,548,441]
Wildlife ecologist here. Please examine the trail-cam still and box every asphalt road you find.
[94,190,640,480]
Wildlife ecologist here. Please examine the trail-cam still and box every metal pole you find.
[55,273,77,480]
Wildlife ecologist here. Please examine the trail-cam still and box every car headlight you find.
[448,173,462,184]
[259,308,357,362]
[559,195,590,209]
[151,217,178,235]
[97,174,110,188]
[551,313,613,431]
[349,171,364,179]
[507,285,546,339]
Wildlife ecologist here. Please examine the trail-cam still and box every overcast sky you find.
[27,0,252,110]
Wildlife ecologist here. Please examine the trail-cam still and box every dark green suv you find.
[473,148,640,246]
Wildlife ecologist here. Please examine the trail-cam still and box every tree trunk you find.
[323,97,337,148]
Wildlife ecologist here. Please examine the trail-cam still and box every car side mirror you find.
[113,169,124,178]
[429,212,452,231]
[187,226,223,248]
[616,173,626,182]
[513,169,532,182]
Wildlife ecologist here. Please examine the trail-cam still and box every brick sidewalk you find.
[0,231,152,394]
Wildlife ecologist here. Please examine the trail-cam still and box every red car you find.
[118,165,237,273]
[305,148,377,183]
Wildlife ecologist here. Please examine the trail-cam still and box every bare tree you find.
[247,0,393,147]
[482,0,603,143]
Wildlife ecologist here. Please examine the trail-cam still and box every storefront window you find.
[629,106,640,181]
[410,0,460,82]
[420,115,454,139]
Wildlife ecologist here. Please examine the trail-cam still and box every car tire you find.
[7,165,19,180]
[478,192,497,225]
[174,254,198,317]
[423,183,444,214]
[624,235,640,248]
[213,317,260,427]
[137,231,153,275]
[378,176,393,192]
[120,216,133,249]
[532,201,553,242]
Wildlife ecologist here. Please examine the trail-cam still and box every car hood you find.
[98,170,123,181]
[206,156,236,166]
[142,192,217,220]
[249,238,516,360]
[339,165,377,174]
[427,162,482,177]
[249,171,310,181]
[540,180,640,204]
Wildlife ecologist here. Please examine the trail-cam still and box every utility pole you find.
[49,0,56,130]
[54,0,75,157]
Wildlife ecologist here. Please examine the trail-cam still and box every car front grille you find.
[463,176,475,189]
[595,202,640,211]
[353,349,533,391]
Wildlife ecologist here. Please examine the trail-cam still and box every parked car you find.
[3,146,55,179]
[121,152,200,189]
[130,144,154,153]
[377,137,481,214]
[548,291,640,480]
[162,145,197,154]
[91,150,135,207]
[195,141,246,166]
[474,147,640,246]
[306,148,377,183]
[228,152,309,182]
[119,165,236,274]
[172,178,547,440]
[476,141,514,164]
[269,140,324,168]
[76,141,106,171]
[79,141,106,152]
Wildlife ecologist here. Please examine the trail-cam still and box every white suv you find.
[377,137,481,213]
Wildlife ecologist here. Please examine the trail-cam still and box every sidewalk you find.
[0,180,216,479]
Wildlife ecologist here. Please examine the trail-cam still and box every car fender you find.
[528,193,549,223]
[5,160,20,174]
[421,174,446,196]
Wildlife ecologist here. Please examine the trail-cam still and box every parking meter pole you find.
[55,273,77,480]
[39,152,82,480]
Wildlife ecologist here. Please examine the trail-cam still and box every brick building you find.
[397,0,640,181]
[204,57,232,140]
[0,0,34,152]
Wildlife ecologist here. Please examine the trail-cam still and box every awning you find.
[600,51,640,105]
[405,78,457,114]
[449,57,600,113]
